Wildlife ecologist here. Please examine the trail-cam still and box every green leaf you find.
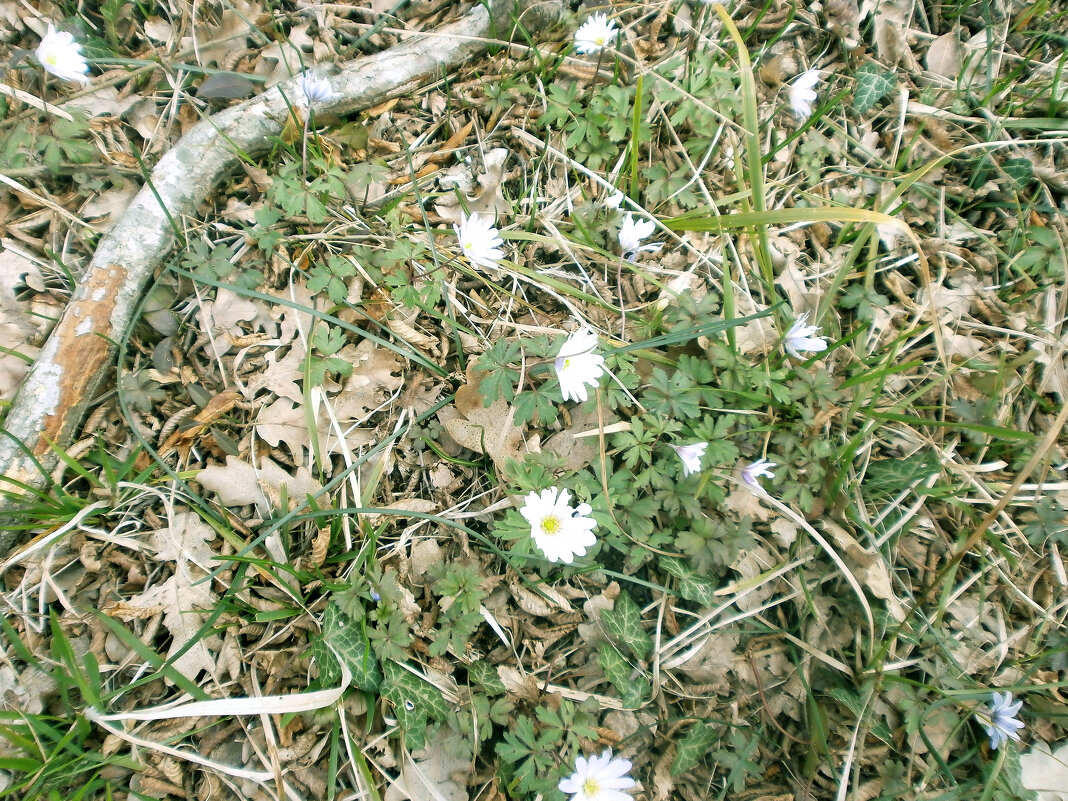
[671,722,719,775]
[468,660,506,696]
[323,604,382,692]
[597,642,649,708]
[600,591,652,661]
[381,660,450,749]
[853,64,896,114]
[659,557,719,606]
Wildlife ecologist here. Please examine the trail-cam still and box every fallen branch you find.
[0,0,565,554]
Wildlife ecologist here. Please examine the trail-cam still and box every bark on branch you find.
[0,0,565,553]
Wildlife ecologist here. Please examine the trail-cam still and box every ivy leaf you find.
[671,722,719,775]
[381,660,450,749]
[600,591,652,661]
[659,557,719,607]
[312,603,382,691]
[853,64,896,114]
[598,642,650,708]
[468,660,506,696]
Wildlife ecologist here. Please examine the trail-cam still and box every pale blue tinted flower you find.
[979,691,1024,750]
[297,70,339,106]
[672,443,707,477]
[741,457,776,488]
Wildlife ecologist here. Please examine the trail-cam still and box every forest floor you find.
[1,1,1068,800]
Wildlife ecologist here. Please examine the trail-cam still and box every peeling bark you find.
[0,0,565,553]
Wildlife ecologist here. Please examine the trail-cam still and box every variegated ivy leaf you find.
[468,659,506,696]
[323,603,382,692]
[852,63,895,114]
[600,590,652,661]
[597,642,649,708]
[381,660,450,749]
[671,722,719,776]
[660,557,719,607]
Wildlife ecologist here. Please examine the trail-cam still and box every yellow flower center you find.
[594,36,605,45]
[562,358,572,369]
[46,53,59,65]
[583,778,601,796]
[541,515,561,535]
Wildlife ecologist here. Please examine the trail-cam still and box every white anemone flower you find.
[36,23,89,84]
[672,443,708,477]
[978,691,1024,750]
[574,13,618,55]
[741,457,776,489]
[605,191,624,210]
[297,70,340,106]
[521,487,597,564]
[783,312,829,358]
[454,213,504,270]
[559,749,636,801]
[554,327,605,402]
[618,213,661,261]
[789,70,820,120]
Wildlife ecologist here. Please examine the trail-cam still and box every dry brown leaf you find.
[926,32,962,78]
[123,511,221,680]
[199,288,261,357]
[254,396,310,461]
[543,402,614,472]
[724,486,772,522]
[1021,741,1068,801]
[197,455,322,512]
[434,147,511,221]
[672,630,741,693]
[331,340,405,421]
[0,664,58,714]
[864,0,919,69]
[446,367,537,472]
[384,735,469,801]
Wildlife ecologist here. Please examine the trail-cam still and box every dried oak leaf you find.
[198,455,322,512]
[444,368,537,473]
[330,339,405,421]
[122,511,221,680]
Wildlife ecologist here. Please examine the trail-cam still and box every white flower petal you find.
[554,327,605,402]
[574,13,618,55]
[783,312,829,358]
[618,214,660,258]
[522,487,598,564]
[789,70,820,120]
[559,749,635,801]
[36,23,90,84]
[454,213,504,270]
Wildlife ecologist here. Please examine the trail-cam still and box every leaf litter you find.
[0,1,1067,800]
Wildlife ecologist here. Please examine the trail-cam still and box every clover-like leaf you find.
[600,590,652,661]
[853,64,896,114]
